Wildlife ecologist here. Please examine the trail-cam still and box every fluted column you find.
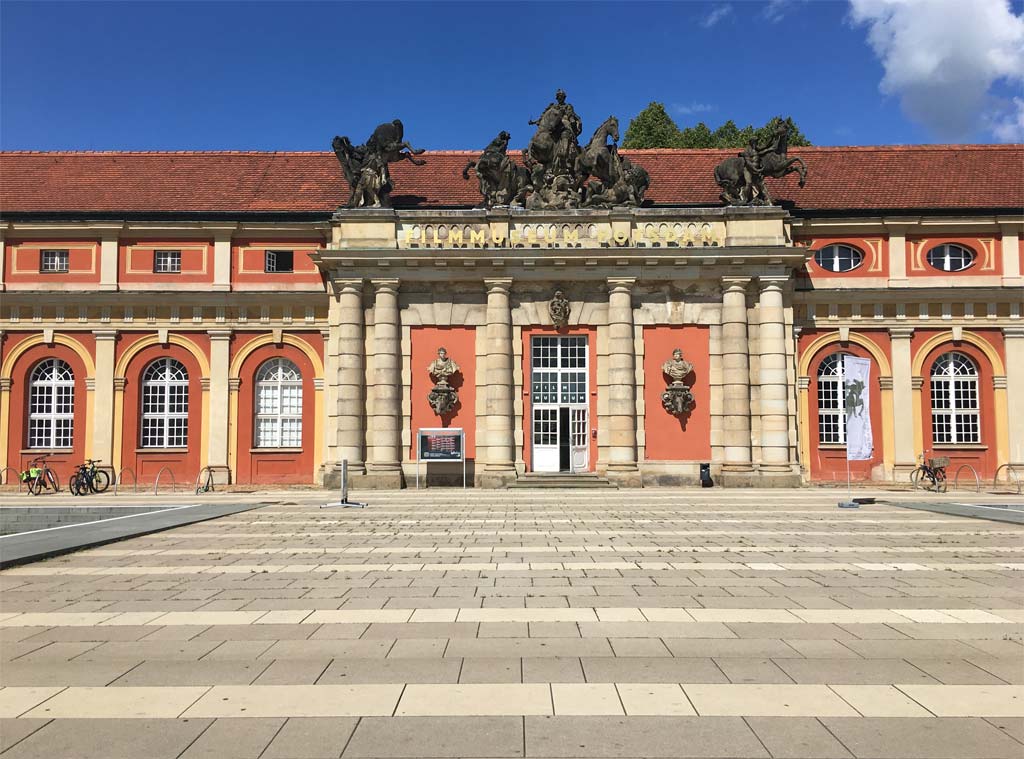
[721,277,753,473]
[757,276,792,473]
[368,279,403,486]
[481,279,517,487]
[336,279,366,475]
[605,278,639,482]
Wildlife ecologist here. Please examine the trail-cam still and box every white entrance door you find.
[530,336,589,472]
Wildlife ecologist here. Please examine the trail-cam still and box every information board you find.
[417,428,464,462]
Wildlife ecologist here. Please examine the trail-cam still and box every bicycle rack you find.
[113,467,138,496]
[194,467,214,494]
[992,464,1022,495]
[952,464,981,493]
[152,466,176,496]
[0,467,24,492]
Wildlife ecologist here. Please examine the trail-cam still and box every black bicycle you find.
[19,454,60,496]
[195,466,215,495]
[910,453,948,493]
[69,459,110,496]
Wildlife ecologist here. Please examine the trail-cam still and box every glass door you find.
[531,336,588,472]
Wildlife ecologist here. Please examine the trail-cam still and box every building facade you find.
[1,145,1022,488]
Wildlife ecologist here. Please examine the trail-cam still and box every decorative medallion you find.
[548,290,571,329]
[661,348,696,416]
[427,347,459,416]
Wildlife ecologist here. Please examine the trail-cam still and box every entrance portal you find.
[530,336,589,472]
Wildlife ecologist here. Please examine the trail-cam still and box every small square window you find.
[154,249,181,273]
[40,250,69,273]
[265,250,294,273]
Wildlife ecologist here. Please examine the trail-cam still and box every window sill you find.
[249,447,304,453]
[134,448,188,453]
[818,444,849,450]
[932,444,988,450]
[19,448,73,454]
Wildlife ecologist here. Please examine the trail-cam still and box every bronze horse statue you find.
[714,121,807,205]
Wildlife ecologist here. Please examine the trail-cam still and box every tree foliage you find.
[622,103,812,149]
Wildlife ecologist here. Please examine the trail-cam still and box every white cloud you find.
[762,0,794,23]
[701,4,732,28]
[849,0,1024,142]
[673,102,716,116]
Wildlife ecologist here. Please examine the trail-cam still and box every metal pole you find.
[321,459,366,509]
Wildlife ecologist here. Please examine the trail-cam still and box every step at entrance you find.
[508,472,618,489]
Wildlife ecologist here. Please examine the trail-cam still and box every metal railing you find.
[952,464,981,493]
[992,464,1022,494]
[152,466,176,495]
[0,467,24,491]
[113,467,138,496]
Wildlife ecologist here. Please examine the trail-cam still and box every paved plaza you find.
[1,489,1023,758]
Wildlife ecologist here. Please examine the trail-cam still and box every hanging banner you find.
[843,356,873,461]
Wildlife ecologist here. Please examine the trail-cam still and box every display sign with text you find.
[417,428,464,462]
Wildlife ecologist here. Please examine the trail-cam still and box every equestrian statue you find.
[332,119,426,209]
[462,131,532,208]
[714,119,807,206]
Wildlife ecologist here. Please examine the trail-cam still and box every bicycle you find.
[69,459,110,496]
[910,453,948,493]
[195,466,215,495]
[19,454,60,496]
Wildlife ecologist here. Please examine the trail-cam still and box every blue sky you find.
[2,1,1022,152]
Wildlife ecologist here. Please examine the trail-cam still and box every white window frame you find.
[40,249,69,273]
[254,358,303,448]
[153,249,181,273]
[930,351,980,445]
[816,353,847,444]
[264,250,294,273]
[28,359,74,449]
[926,243,975,272]
[813,244,864,273]
[140,358,189,448]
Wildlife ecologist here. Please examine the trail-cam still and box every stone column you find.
[757,276,795,481]
[720,277,754,481]
[481,279,517,487]
[367,279,403,487]
[1004,327,1024,466]
[92,329,117,473]
[206,329,232,483]
[708,322,724,466]
[890,327,916,477]
[605,278,640,485]
[335,279,366,479]
[99,231,119,292]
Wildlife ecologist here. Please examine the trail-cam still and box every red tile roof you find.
[1,145,1021,214]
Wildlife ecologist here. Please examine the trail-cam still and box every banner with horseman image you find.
[843,356,873,461]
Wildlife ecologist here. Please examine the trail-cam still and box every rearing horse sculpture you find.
[576,116,620,187]
[714,120,807,206]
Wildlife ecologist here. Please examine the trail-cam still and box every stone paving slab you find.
[1,490,1023,757]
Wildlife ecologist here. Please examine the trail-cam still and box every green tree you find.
[623,105,813,148]
[621,102,683,148]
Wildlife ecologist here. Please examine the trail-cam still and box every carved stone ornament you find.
[462,131,532,208]
[427,347,460,416]
[332,119,426,209]
[548,290,571,329]
[661,348,696,416]
[713,118,807,206]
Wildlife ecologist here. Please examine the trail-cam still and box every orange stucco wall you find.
[4,240,101,287]
[796,236,889,281]
[642,326,711,461]
[409,326,477,461]
[906,236,1002,277]
[119,240,214,285]
[231,240,325,290]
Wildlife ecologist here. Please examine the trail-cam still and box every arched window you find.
[254,358,303,447]
[28,359,74,448]
[141,358,189,448]
[926,243,975,272]
[814,244,864,273]
[930,351,980,444]
[816,353,850,444]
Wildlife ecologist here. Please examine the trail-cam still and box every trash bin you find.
[700,463,713,488]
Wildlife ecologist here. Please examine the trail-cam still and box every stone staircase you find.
[508,472,618,489]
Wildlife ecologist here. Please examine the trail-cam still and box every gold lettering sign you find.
[399,223,720,249]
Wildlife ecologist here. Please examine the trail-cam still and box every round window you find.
[813,244,864,273]
[926,243,975,272]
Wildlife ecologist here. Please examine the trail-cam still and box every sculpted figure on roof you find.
[713,119,807,206]
[332,119,426,209]
[462,131,532,208]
